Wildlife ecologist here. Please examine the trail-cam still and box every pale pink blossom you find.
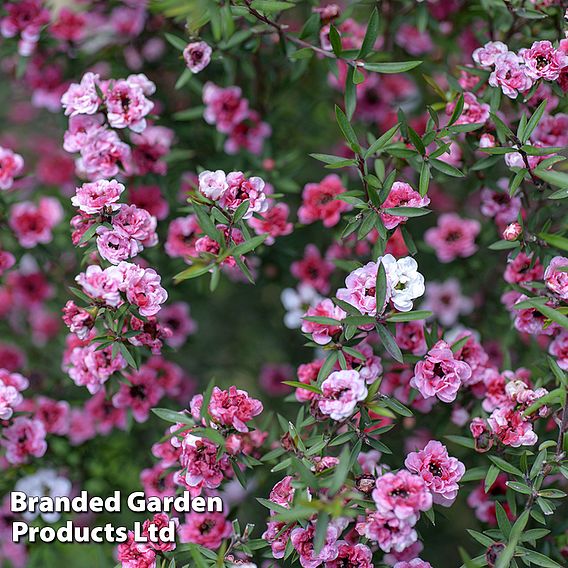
[318,369,368,420]
[61,72,101,116]
[472,41,508,67]
[183,41,212,73]
[489,52,533,99]
[410,340,472,403]
[404,440,465,506]
[544,256,568,300]
[198,170,228,200]
[0,146,24,190]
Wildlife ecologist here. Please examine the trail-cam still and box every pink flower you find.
[178,512,232,549]
[142,513,177,552]
[489,52,533,99]
[356,511,417,553]
[373,470,432,522]
[122,264,168,317]
[219,171,268,218]
[0,0,50,56]
[130,125,174,176]
[396,321,427,356]
[394,560,432,568]
[472,41,508,67]
[337,255,424,315]
[424,213,480,263]
[269,475,295,508]
[487,407,537,447]
[113,366,164,423]
[410,340,472,403]
[504,252,543,284]
[78,127,132,180]
[117,532,156,568]
[206,386,263,432]
[9,197,64,248]
[76,265,122,307]
[113,204,157,247]
[327,542,373,568]
[61,72,101,116]
[72,179,126,215]
[480,184,521,226]
[290,523,340,568]
[263,521,292,559]
[248,202,293,245]
[165,215,201,258]
[0,377,23,420]
[544,256,568,300]
[50,8,87,42]
[291,244,334,295]
[224,110,271,155]
[422,279,473,327]
[129,185,169,220]
[33,397,70,435]
[198,170,228,200]
[0,146,24,190]
[2,417,47,465]
[404,440,465,506]
[298,174,351,228]
[178,434,229,491]
[158,302,197,348]
[549,330,568,371]
[301,298,345,345]
[0,251,15,276]
[395,25,432,55]
[381,182,430,230]
[96,227,142,264]
[104,77,155,133]
[183,41,212,73]
[318,369,368,420]
[446,92,490,125]
[203,83,249,134]
[520,40,568,81]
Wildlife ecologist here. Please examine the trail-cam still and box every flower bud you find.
[502,222,522,241]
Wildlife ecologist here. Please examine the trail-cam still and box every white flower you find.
[281,283,322,329]
[15,469,72,523]
[379,254,425,312]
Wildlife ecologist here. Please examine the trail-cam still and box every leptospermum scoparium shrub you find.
[0,0,567,567]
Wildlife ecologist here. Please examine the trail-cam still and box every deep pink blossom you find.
[356,511,418,553]
[424,213,480,263]
[520,40,568,81]
[291,244,334,295]
[381,182,430,230]
[178,512,231,549]
[298,174,351,228]
[117,532,156,568]
[203,83,249,134]
[301,298,345,345]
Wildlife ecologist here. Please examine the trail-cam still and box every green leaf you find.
[375,260,387,316]
[489,240,520,251]
[152,408,193,425]
[514,298,568,330]
[164,32,188,51]
[516,547,563,567]
[485,465,500,494]
[419,161,430,197]
[313,512,330,555]
[430,158,465,177]
[329,25,342,56]
[488,456,523,477]
[523,99,547,143]
[382,207,431,218]
[538,232,568,253]
[363,61,422,74]
[495,509,530,568]
[329,446,350,495]
[448,93,464,126]
[232,200,251,224]
[535,168,568,188]
[345,66,357,120]
[335,105,359,152]
[365,123,400,158]
[282,381,322,394]
[250,0,295,11]
[386,310,432,322]
[302,316,342,325]
[375,323,403,362]
[229,234,267,257]
[173,263,213,283]
[357,8,379,59]
[381,396,413,417]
